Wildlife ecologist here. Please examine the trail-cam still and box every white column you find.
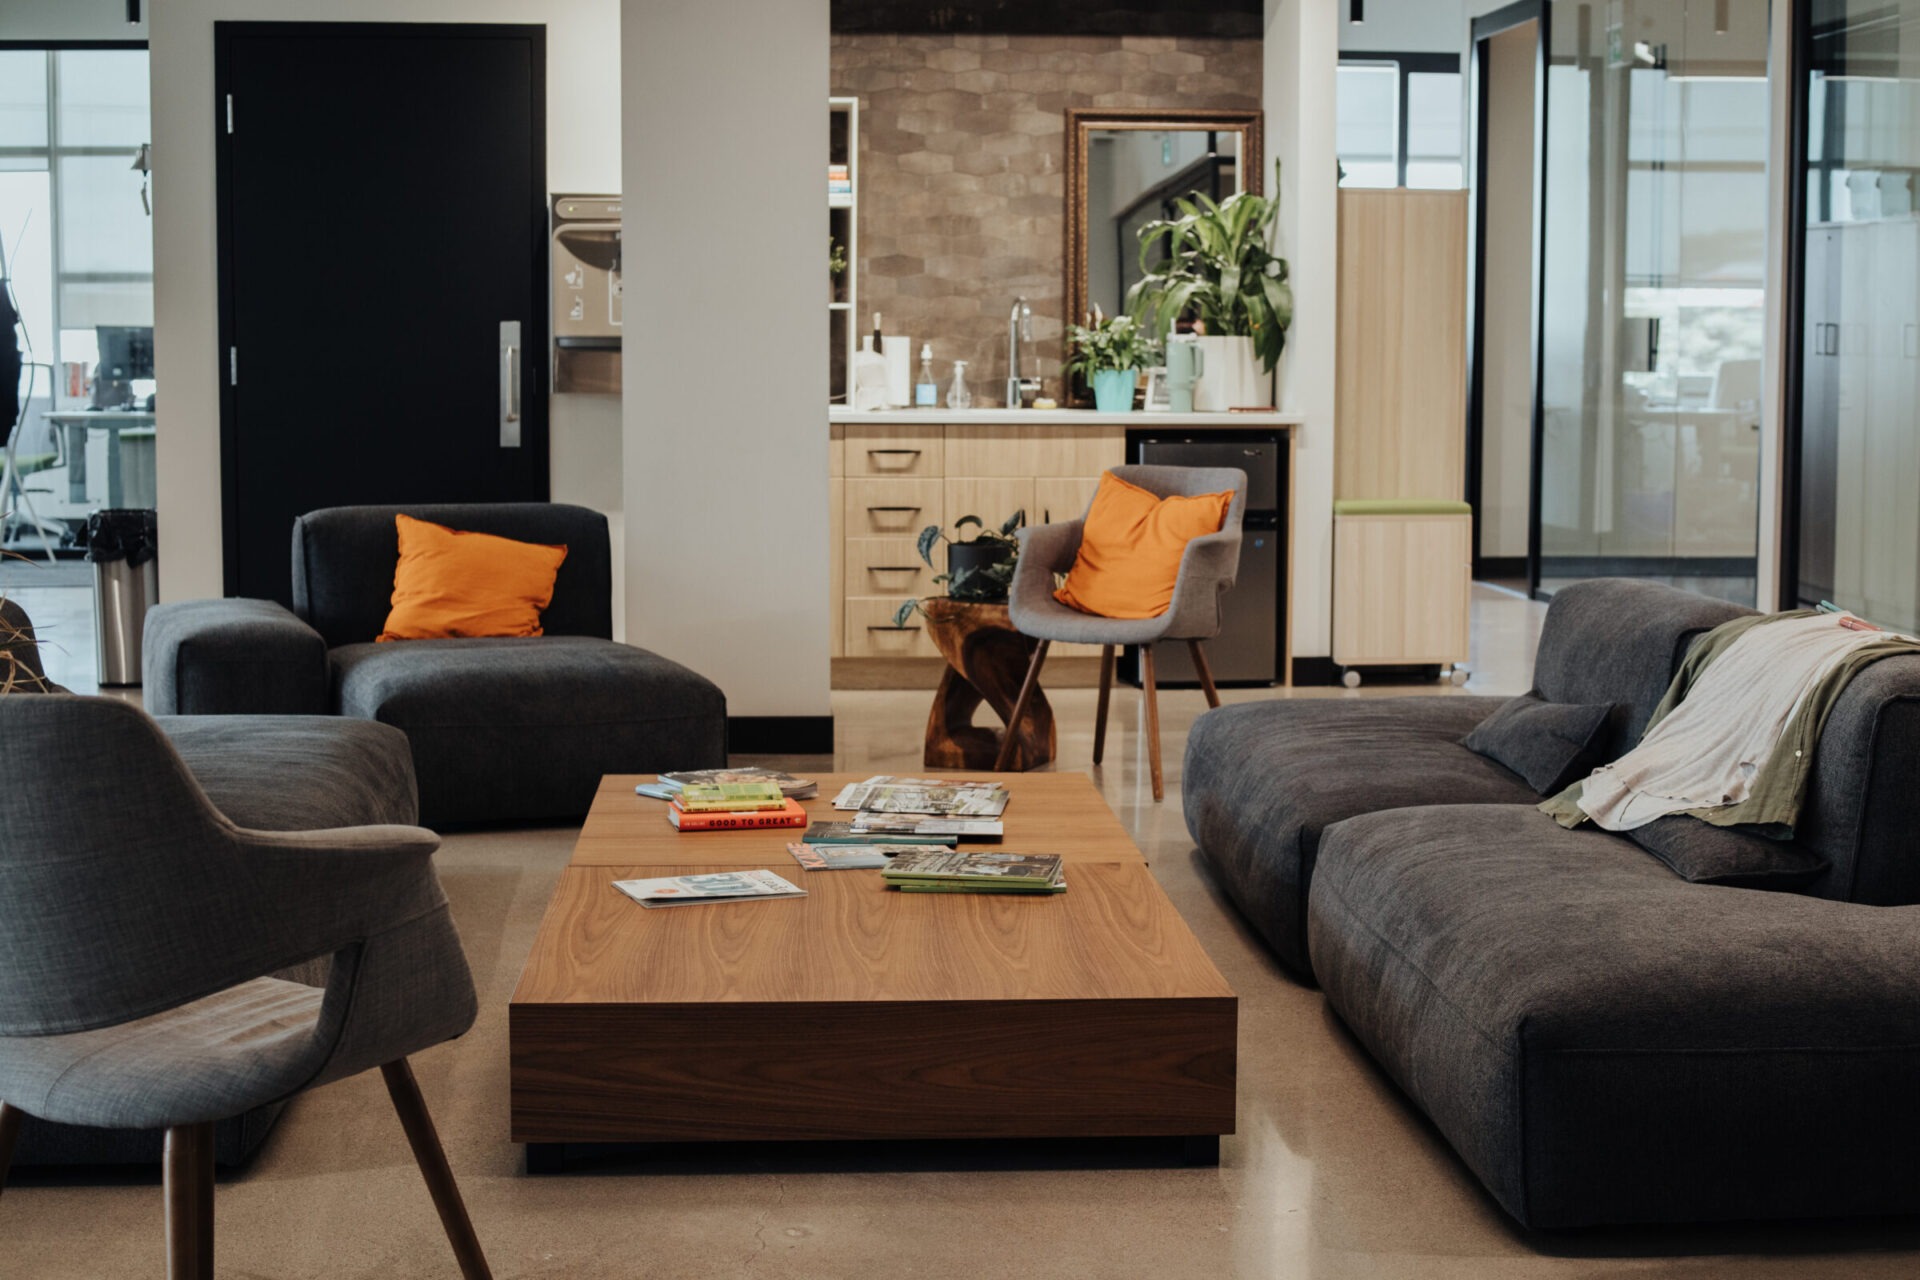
[620,0,831,721]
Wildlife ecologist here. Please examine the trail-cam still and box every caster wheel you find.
[1341,669,1362,689]
[1449,666,1470,687]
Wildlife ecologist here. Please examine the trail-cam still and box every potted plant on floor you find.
[1126,160,1292,410]
[892,511,1026,627]
[1063,310,1159,414]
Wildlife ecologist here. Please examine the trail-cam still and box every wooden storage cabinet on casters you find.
[1332,504,1472,687]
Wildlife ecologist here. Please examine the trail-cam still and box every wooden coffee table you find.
[509,773,1236,1166]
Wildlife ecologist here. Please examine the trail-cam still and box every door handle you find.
[500,320,522,448]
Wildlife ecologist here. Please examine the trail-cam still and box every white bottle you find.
[947,360,972,411]
[915,344,938,407]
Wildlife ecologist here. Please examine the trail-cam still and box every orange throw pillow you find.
[377,514,569,642]
[1054,472,1233,619]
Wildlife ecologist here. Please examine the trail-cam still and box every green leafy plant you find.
[828,236,848,276]
[891,511,1025,626]
[1061,310,1159,379]
[1125,159,1293,373]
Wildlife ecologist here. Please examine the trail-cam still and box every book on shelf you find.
[802,821,957,847]
[832,775,1010,818]
[880,850,1066,894]
[668,798,809,831]
[613,869,806,909]
[672,781,788,813]
[657,768,819,800]
[849,814,1003,840]
[786,842,938,871]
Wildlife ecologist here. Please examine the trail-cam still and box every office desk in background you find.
[42,412,158,509]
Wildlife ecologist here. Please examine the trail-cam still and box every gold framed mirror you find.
[1065,108,1263,404]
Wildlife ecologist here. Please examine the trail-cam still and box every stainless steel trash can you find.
[85,508,158,687]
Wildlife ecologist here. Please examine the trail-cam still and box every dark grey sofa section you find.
[1309,805,1920,1229]
[144,502,728,825]
[1184,578,1753,976]
[14,712,418,1169]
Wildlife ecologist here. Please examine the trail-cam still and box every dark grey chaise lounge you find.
[143,503,728,825]
[1184,578,1920,1228]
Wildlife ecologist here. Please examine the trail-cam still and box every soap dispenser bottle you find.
[915,344,938,408]
[947,360,973,411]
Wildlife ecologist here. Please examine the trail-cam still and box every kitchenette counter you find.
[829,407,1302,428]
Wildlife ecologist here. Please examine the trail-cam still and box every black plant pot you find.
[946,539,1013,603]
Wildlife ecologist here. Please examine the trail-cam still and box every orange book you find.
[667,798,809,831]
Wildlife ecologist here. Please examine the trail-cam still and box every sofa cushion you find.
[1460,692,1611,795]
[1625,815,1827,890]
[1182,696,1538,975]
[330,636,727,824]
[1308,804,1920,1228]
[157,714,418,831]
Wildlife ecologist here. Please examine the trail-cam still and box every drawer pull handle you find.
[867,449,922,456]
[866,505,921,513]
[868,625,922,633]
[867,565,921,573]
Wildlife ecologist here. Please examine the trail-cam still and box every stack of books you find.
[637,768,817,801]
[664,781,808,832]
[880,850,1066,895]
[831,775,1009,839]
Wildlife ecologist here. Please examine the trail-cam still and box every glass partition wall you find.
[1535,1,1768,604]
[1793,0,1920,632]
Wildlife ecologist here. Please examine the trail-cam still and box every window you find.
[1337,54,1464,190]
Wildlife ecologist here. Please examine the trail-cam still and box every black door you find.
[215,22,548,604]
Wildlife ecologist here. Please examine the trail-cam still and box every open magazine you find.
[612,869,806,909]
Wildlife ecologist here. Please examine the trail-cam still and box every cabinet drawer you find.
[944,477,1034,534]
[848,537,936,597]
[846,479,943,536]
[846,596,939,658]
[945,426,1125,477]
[1333,514,1470,665]
[846,424,944,478]
[1033,476,1100,526]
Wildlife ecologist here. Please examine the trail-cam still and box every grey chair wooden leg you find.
[0,1101,23,1200]
[994,640,1051,772]
[1188,639,1221,709]
[164,1121,214,1280]
[382,1059,493,1280]
[1142,643,1165,801]
[1092,645,1116,765]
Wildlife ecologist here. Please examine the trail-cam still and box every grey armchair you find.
[0,695,491,1279]
[998,464,1247,800]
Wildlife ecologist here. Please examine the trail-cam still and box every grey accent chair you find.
[0,695,490,1279]
[998,465,1246,800]
[143,502,729,825]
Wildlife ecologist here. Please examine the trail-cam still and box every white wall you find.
[1479,21,1537,561]
[1268,0,1341,664]
[145,0,622,603]
[0,1,147,40]
[1340,0,1465,55]
[621,0,830,720]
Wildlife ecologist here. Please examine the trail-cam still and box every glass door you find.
[1536,0,1767,604]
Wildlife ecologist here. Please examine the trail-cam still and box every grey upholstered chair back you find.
[1099,464,1249,530]
[1,597,49,690]
[291,503,614,649]
[1532,578,1752,758]
[0,695,474,1056]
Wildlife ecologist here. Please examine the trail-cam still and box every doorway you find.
[1467,4,1544,586]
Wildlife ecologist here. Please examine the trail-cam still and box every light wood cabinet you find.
[830,424,1124,664]
[1332,512,1471,668]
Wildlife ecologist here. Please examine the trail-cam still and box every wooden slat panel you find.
[1332,513,1471,665]
[1335,189,1469,502]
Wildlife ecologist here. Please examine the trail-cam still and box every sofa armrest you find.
[144,599,329,715]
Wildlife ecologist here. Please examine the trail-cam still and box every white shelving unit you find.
[829,96,858,404]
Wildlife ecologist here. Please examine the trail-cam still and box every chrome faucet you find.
[1006,296,1040,408]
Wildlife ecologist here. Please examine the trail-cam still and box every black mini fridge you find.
[1119,431,1287,688]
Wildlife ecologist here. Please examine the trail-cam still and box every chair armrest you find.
[1008,520,1084,627]
[1162,527,1244,641]
[144,598,329,715]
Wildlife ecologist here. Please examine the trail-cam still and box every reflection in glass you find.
[1337,64,1399,188]
[1084,129,1241,323]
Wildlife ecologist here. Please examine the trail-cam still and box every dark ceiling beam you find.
[830,0,1262,39]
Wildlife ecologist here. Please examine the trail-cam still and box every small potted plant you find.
[892,511,1025,627]
[1063,309,1159,414]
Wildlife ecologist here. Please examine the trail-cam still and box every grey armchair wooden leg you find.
[1092,645,1116,766]
[381,1059,493,1280]
[1188,640,1221,709]
[0,1101,22,1200]
[994,640,1051,773]
[164,1121,214,1280]
[1142,643,1165,801]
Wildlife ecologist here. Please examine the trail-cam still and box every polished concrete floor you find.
[10,586,1920,1277]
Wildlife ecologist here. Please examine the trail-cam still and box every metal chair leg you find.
[382,1059,493,1280]
[1142,643,1165,801]
[0,1101,23,1200]
[1187,639,1221,709]
[1092,645,1116,765]
[994,640,1051,772]
[164,1122,214,1280]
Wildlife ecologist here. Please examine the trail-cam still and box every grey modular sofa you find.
[143,503,728,825]
[1184,578,1920,1228]
[2,605,419,1169]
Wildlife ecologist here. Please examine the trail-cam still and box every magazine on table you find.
[801,821,957,847]
[849,814,1004,840]
[786,842,938,871]
[832,775,1010,817]
[658,767,819,799]
[612,869,806,908]
[880,850,1065,888]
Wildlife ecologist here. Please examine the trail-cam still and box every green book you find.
[880,850,1065,888]
[674,781,788,813]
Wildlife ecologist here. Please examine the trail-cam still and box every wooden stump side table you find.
[921,598,1055,772]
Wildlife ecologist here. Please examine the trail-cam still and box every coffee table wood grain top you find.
[568,772,1148,867]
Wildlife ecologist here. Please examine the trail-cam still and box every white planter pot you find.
[1191,335,1271,411]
